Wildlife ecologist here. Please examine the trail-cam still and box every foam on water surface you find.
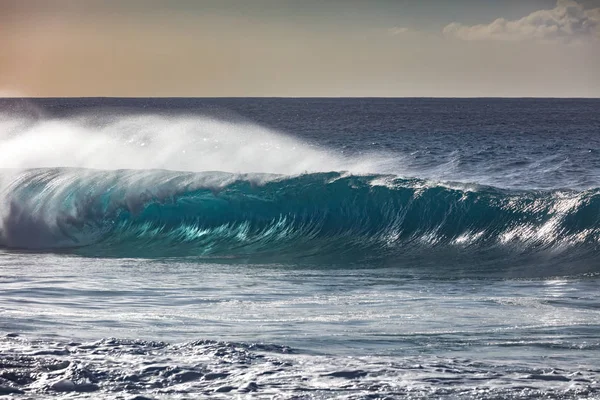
[1,335,598,399]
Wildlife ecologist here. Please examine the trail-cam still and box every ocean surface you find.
[0,98,599,399]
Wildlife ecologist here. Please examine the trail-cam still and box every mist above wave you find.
[0,112,391,175]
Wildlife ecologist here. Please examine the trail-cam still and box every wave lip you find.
[1,168,599,273]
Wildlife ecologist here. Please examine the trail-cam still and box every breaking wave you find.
[1,112,599,275]
[0,168,599,273]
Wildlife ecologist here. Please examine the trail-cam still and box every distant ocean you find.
[1,98,599,399]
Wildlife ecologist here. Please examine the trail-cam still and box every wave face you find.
[1,168,599,272]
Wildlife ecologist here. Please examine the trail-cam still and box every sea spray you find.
[0,112,390,174]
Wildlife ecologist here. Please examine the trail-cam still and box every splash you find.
[0,112,388,174]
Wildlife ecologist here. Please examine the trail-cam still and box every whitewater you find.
[0,98,599,399]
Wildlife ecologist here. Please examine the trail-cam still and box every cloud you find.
[443,0,600,43]
[388,27,411,36]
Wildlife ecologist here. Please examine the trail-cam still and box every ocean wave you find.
[1,168,599,270]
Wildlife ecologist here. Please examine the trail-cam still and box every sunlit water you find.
[0,98,599,399]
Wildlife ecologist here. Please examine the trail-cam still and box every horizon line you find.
[1,96,600,100]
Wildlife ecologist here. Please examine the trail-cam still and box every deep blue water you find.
[0,98,599,399]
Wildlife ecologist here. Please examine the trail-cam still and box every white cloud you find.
[443,0,600,42]
[388,27,411,36]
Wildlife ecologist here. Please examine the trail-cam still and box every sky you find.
[1,0,599,97]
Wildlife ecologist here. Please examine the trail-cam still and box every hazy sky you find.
[1,0,599,97]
